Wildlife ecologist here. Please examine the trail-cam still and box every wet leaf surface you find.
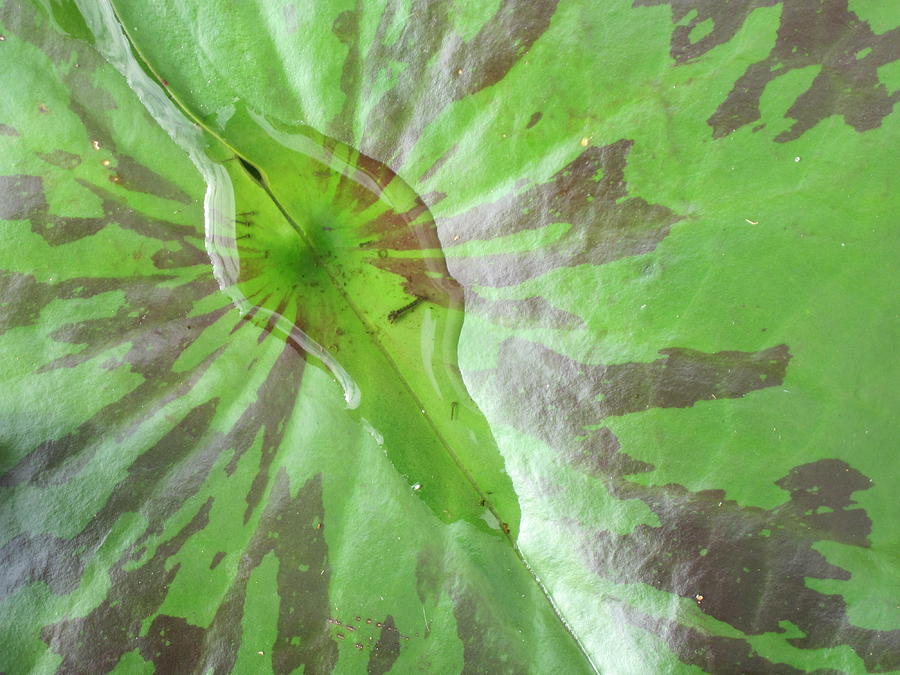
[1,0,898,672]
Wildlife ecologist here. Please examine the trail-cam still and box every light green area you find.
[878,58,900,93]
[849,0,900,33]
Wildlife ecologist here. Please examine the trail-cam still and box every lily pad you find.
[1,0,898,672]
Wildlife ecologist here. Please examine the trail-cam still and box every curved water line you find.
[76,0,360,408]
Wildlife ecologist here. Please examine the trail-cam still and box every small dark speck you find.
[526,111,542,129]
[238,157,263,183]
[38,103,49,114]
[209,551,226,570]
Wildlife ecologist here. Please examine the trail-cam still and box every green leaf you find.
[2,0,899,673]
[0,1,587,672]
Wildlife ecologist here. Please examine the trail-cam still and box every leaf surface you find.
[2,0,899,673]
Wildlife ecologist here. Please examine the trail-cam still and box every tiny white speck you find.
[411,483,421,491]
[794,156,801,162]
[640,304,647,310]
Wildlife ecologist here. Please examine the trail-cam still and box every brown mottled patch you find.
[593,461,900,671]
[479,339,790,448]
[441,140,682,287]
[196,472,337,675]
[0,123,19,136]
[330,2,363,142]
[329,0,560,165]
[66,69,194,203]
[269,472,336,674]
[41,499,213,673]
[472,335,899,667]
[638,0,900,140]
[1,173,205,262]
[609,599,808,674]
[0,273,227,487]
[0,174,47,220]
[0,401,220,599]
[223,327,306,523]
[37,149,81,170]
[465,293,585,329]
[367,615,401,675]
[417,143,458,183]
[0,2,196,202]
[452,590,528,674]
[141,615,205,673]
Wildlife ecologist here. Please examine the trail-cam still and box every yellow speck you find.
[745,219,758,225]
[695,594,704,602]
[580,137,590,147]
[91,140,101,151]
[257,651,264,656]
[452,234,459,241]
[101,159,111,167]
[457,68,463,75]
